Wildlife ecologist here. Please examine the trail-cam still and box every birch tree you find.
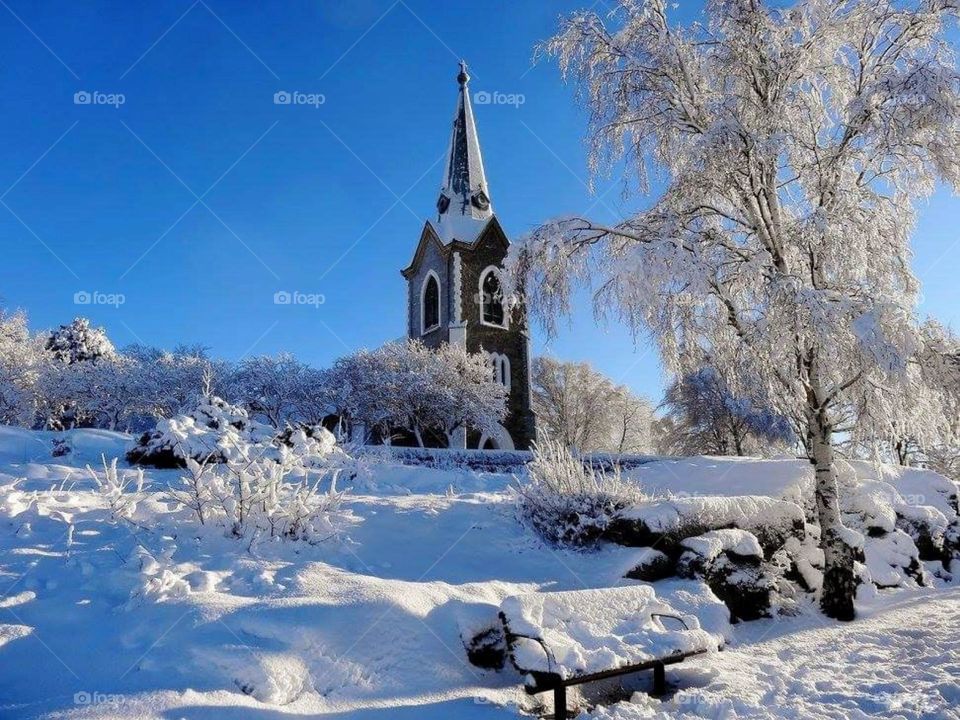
[514,0,960,619]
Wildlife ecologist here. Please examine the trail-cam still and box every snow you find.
[619,495,804,540]
[623,457,813,505]
[500,586,720,681]
[680,529,764,561]
[0,427,955,719]
[579,589,960,720]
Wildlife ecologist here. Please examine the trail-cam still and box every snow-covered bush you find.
[127,396,275,468]
[516,438,644,546]
[166,442,351,543]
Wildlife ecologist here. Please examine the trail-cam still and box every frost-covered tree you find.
[326,341,507,447]
[124,344,222,421]
[659,367,794,456]
[39,318,119,429]
[38,354,134,430]
[532,356,653,453]
[514,0,960,619]
[847,319,960,464]
[224,353,325,427]
[44,317,115,365]
[0,310,45,425]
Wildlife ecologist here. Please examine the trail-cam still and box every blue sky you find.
[1,0,958,404]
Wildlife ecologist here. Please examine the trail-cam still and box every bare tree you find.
[532,357,653,453]
[658,367,793,456]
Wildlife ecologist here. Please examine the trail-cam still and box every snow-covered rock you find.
[676,530,776,622]
[608,495,805,554]
[622,548,674,582]
[680,528,764,562]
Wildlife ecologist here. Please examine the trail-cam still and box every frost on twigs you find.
[85,455,144,523]
[515,438,645,547]
[165,437,354,544]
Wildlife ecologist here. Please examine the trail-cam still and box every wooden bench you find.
[499,586,718,720]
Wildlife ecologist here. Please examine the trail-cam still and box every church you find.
[400,63,536,451]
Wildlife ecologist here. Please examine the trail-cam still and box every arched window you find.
[479,267,505,327]
[421,272,440,334]
[489,352,511,391]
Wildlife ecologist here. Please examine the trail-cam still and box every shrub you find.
[85,455,145,523]
[516,438,644,546]
[166,436,353,543]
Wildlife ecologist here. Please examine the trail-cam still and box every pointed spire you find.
[434,60,493,244]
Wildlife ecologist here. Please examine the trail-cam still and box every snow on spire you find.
[434,60,493,244]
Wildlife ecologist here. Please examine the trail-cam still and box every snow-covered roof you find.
[433,61,494,245]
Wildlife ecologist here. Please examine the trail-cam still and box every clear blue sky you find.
[1,0,958,403]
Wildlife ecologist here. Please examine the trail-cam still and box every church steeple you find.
[434,61,493,243]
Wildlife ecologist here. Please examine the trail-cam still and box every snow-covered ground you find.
[0,427,955,719]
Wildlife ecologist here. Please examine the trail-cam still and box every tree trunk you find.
[810,416,858,621]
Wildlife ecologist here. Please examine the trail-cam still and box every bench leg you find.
[554,685,567,720]
[652,662,666,696]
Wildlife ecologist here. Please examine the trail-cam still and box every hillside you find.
[0,428,955,719]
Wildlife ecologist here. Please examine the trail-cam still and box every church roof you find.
[432,61,494,245]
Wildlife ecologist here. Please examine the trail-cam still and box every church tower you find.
[401,62,536,450]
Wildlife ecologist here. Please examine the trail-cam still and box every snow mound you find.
[625,457,813,503]
[647,579,733,644]
[201,648,314,705]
